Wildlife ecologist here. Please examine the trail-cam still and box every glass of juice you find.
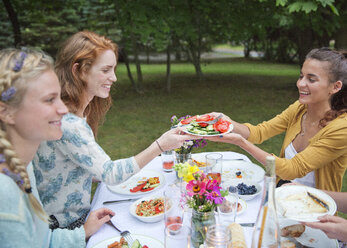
[206,153,223,185]
[164,186,184,228]
[161,150,175,172]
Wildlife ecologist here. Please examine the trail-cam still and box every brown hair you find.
[305,47,347,127]
[0,48,52,222]
[55,31,118,136]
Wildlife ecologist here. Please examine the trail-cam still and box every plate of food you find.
[276,185,337,222]
[129,195,166,223]
[92,234,163,248]
[222,160,265,183]
[107,170,165,196]
[279,218,338,248]
[177,114,233,136]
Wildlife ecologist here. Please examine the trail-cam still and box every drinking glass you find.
[204,224,231,248]
[164,186,184,228]
[164,224,192,248]
[162,150,175,172]
[217,186,239,225]
[205,153,223,185]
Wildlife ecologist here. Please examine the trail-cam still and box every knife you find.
[103,198,139,205]
[307,192,329,211]
[239,223,255,227]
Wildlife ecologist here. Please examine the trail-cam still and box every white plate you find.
[107,170,165,196]
[129,195,165,223]
[275,185,337,222]
[279,218,338,248]
[91,234,164,248]
[222,160,265,183]
[180,123,234,137]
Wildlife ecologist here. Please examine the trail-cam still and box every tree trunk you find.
[188,42,203,81]
[334,26,347,50]
[121,48,138,92]
[2,0,21,47]
[130,33,144,92]
[166,45,171,93]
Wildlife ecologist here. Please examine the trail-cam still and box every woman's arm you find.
[323,191,347,213]
[134,127,198,168]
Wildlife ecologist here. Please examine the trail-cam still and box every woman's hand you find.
[84,208,115,240]
[302,215,347,242]
[204,132,244,146]
[207,112,232,122]
[156,127,199,151]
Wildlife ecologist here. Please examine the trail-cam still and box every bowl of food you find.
[129,195,166,223]
[227,179,262,201]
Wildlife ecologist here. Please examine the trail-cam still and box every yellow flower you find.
[183,172,194,182]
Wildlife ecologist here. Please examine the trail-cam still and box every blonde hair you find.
[0,48,53,222]
[55,31,118,136]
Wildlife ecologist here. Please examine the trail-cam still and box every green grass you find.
[95,57,347,217]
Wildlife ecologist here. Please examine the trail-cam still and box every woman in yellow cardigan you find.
[206,47,347,192]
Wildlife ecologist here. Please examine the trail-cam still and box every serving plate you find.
[181,123,234,137]
[91,234,164,248]
[276,185,337,222]
[107,170,165,196]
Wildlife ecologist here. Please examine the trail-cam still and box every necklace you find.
[300,113,320,136]
[300,114,307,136]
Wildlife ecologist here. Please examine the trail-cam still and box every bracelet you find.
[155,140,164,153]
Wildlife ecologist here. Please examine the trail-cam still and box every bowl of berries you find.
[227,179,262,201]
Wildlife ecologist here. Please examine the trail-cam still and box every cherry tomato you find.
[195,114,213,122]
[213,120,231,133]
[143,246,149,248]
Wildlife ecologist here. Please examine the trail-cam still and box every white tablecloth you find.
[87,151,262,248]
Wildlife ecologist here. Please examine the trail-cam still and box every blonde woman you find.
[33,31,195,229]
[0,48,114,247]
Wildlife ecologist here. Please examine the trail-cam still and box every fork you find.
[196,114,223,125]
[106,220,134,246]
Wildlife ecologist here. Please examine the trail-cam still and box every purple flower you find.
[206,186,224,204]
[1,87,16,101]
[12,52,27,72]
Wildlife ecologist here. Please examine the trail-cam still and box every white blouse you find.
[284,142,315,188]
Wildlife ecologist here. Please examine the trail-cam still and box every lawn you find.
[95,57,347,216]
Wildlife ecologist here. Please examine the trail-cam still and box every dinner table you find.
[86,151,263,248]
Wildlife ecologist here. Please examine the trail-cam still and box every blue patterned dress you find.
[32,113,140,227]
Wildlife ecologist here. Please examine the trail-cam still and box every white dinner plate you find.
[91,234,164,248]
[279,218,338,247]
[179,122,234,137]
[222,160,265,183]
[107,170,166,196]
[276,185,337,222]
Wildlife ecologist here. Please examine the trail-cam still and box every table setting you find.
[87,114,340,248]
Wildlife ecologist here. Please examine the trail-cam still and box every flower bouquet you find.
[174,163,225,247]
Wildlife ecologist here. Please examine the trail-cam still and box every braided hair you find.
[0,48,53,222]
[305,47,347,127]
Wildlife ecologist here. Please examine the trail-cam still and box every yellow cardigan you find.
[244,100,347,192]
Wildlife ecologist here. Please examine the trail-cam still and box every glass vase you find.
[191,209,216,248]
[175,152,192,164]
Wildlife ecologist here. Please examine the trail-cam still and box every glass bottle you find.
[251,156,280,248]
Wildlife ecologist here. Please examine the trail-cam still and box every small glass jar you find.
[204,224,231,248]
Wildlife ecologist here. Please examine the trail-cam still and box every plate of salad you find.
[178,114,233,136]
[107,170,165,196]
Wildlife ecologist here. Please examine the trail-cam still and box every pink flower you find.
[206,186,224,204]
[205,179,219,191]
[186,180,207,196]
